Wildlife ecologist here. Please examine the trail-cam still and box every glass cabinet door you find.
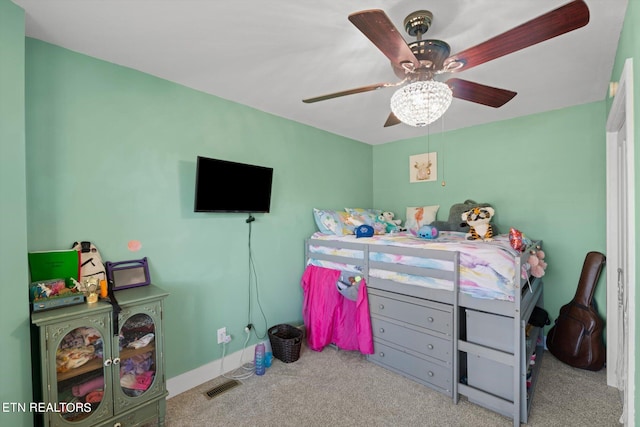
[117,313,157,399]
[52,318,111,424]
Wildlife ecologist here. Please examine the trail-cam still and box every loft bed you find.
[304,231,545,426]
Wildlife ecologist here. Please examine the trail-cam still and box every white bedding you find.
[307,231,526,301]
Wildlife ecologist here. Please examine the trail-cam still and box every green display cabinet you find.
[31,285,169,427]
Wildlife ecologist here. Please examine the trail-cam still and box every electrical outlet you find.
[217,327,227,344]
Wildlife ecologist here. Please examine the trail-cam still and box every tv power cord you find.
[220,327,255,380]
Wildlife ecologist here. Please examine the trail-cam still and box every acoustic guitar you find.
[546,251,606,371]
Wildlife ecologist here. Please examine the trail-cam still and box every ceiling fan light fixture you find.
[390,80,453,127]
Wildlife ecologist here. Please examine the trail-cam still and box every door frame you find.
[605,57,635,423]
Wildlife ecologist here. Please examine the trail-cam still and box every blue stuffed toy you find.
[414,224,439,239]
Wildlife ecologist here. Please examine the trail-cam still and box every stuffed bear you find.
[528,249,547,278]
[461,206,495,241]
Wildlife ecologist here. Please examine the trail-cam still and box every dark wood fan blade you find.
[303,82,393,103]
[383,112,401,127]
[447,78,517,107]
[348,9,420,69]
[445,0,589,72]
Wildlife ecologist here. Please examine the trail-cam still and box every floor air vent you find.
[204,379,241,399]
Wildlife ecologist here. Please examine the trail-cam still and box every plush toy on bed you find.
[382,211,402,227]
[527,248,547,278]
[377,211,402,233]
[461,206,495,241]
[412,224,439,239]
[431,199,498,234]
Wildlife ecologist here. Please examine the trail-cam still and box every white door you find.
[606,58,635,425]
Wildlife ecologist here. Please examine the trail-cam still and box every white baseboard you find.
[167,345,253,399]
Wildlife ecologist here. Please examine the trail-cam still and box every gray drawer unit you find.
[368,292,452,335]
[466,309,514,353]
[369,340,453,394]
[371,317,451,363]
[366,288,455,397]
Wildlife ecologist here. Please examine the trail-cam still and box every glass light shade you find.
[390,80,453,127]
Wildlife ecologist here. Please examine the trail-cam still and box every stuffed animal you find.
[461,206,495,241]
[377,211,401,233]
[431,199,498,233]
[528,248,547,278]
[382,211,402,227]
[413,224,439,239]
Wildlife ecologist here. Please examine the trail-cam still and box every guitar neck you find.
[572,252,606,306]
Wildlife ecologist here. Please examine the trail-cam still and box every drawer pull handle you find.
[428,371,434,377]
[113,357,121,365]
[379,304,385,310]
[379,328,385,333]
[379,352,385,358]
[103,359,112,367]
[427,344,434,350]
[427,317,434,322]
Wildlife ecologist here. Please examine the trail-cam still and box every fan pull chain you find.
[426,125,433,184]
[440,117,446,187]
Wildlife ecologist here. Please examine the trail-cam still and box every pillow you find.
[336,210,355,234]
[345,208,381,226]
[405,205,440,232]
[313,209,353,235]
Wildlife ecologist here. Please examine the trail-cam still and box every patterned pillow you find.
[313,209,355,235]
[345,208,382,226]
[405,205,440,232]
[336,210,355,234]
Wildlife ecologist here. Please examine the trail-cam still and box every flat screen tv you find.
[194,156,273,213]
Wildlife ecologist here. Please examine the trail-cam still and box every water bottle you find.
[254,342,265,376]
[262,340,273,368]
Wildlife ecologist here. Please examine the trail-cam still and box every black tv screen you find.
[194,156,273,213]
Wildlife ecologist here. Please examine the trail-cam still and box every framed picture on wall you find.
[409,152,437,183]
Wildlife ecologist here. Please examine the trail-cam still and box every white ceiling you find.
[13,0,628,145]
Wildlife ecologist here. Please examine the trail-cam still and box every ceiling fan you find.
[302,0,590,128]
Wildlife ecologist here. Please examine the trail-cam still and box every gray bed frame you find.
[305,237,545,426]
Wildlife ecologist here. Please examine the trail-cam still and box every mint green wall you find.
[5,0,637,422]
[24,39,373,378]
[373,102,608,327]
[0,1,31,426]
[610,0,639,421]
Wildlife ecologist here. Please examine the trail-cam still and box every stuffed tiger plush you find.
[461,207,495,241]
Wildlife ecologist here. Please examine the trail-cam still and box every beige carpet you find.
[166,343,622,427]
